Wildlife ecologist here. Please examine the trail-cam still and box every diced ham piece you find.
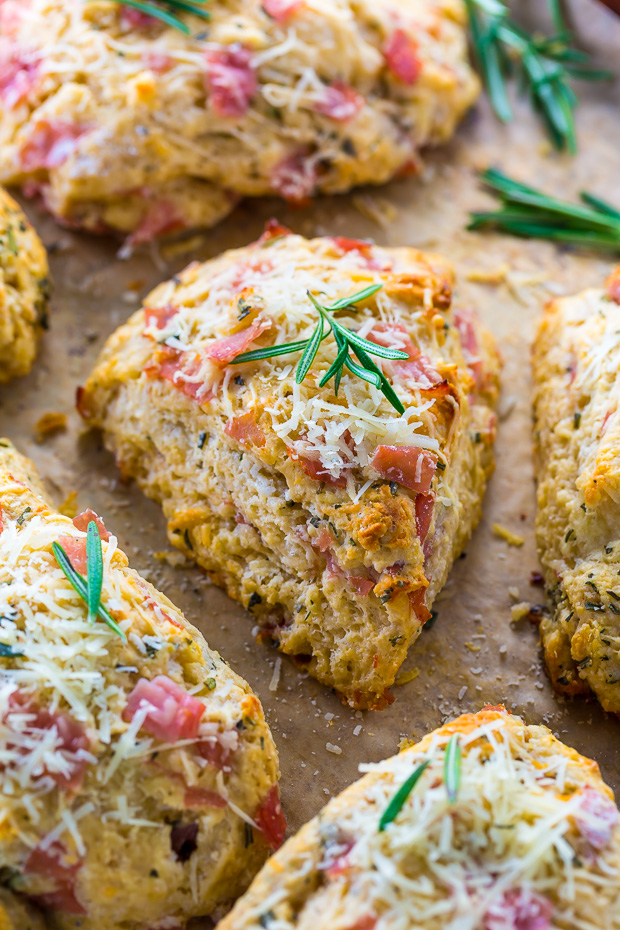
[384,29,421,84]
[255,785,287,850]
[206,317,272,367]
[454,308,484,389]
[225,411,266,448]
[370,445,437,493]
[197,739,232,770]
[484,888,553,930]
[409,586,431,624]
[289,449,347,487]
[271,149,317,204]
[127,199,185,248]
[607,266,620,304]
[367,323,445,391]
[72,509,111,542]
[0,43,39,109]
[57,536,88,574]
[25,842,86,916]
[204,44,257,118]
[313,527,333,552]
[184,785,227,809]
[145,347,212,403]
[122,675,206,742]
[315,81,364,122]
[120,6,158,28]
[415,492,434,544]
[257,218,292,244]
[144,304,179,331]
[322,838,355,876]
[574,786,619,850]
[349,575,376,596]
[262,0,304,21]
[142,50,173,72]
[0,1,29,37]
[6,693,91,792]
[345,919,377,930]
[19,120,89,171]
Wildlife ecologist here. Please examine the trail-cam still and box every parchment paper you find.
[1,1,619,920]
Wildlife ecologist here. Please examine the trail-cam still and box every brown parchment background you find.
[1,0,620,921]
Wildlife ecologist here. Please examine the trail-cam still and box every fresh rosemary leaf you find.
[86,521,104,625]
[379,760,431,831]
[546,0,568,36]
[326,283,383,311]
[319,340,349,389]
[580,192,620,221]
[52,541,126,640]
[296,319,325,385]
[231,337,316,363]
[444,734,462,804]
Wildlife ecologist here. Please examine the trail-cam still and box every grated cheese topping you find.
[142,233,465,494]
[233,711,620,930]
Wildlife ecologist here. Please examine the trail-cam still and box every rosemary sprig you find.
[464,0,612,152]
[469,168,620,253]
[379,759,431,831]
[52,525,126,640]
[232,284,408,415]
[87,0,211,34]
[444,734,462,804]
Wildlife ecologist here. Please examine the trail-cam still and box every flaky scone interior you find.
[218,706,620,930]
[0,440,282,930]
[533,267,620,714]
[80,228,500,709]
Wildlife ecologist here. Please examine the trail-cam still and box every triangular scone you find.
[218,707,620,930]
[79,229,500,710]
[533,268,620,713]
[0,188,50,383]
[0,440,283,930]
[0,1,478,240]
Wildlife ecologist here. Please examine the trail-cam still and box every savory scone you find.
[78,229,500,709]
[218,705,620,930]
[0,187,50,383]
[0,0,479,244]
[533,267,620,715]
[0,439,284,930]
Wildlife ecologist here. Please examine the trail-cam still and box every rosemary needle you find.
[53,526,126,640]
[444,734,462,804]
[379,760,431,831]
[469,168,620,254]
[86,521,103,625]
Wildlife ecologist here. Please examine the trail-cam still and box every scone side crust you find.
[0,440,282,930]
[80,230,500,708]
[0,187,50,383]
[217,707,620,930]
[0,0,478,239]
[533,271,620,714]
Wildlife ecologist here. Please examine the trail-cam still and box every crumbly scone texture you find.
[79,230,500,709]
[533,268,620,715]
[0,0,478,242]
[218,707,620,930]
[0,439,282,930]
[0,188,50,383]
[0,887,46,930]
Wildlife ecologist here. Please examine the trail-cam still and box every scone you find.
[0,0,479,243]
[218,706,620,930]
[0,187,50,383]
[0,440,283,930]
[78,228,500,709]
[533,267,620,715]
